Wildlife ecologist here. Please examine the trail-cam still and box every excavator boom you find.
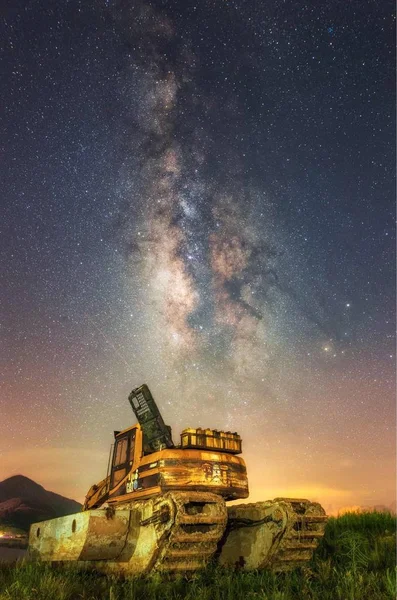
[128,384,174,453]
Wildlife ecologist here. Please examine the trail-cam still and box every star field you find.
[1,0,395,513]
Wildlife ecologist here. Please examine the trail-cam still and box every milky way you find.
[1,0,395,513]
[117,1,336,377]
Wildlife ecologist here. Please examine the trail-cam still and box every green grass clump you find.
[317,510,396,572]
[0,511,395,600]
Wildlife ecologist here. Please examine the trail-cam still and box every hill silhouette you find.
[0,475,82,531]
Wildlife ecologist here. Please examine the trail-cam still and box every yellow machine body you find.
[84,423,248,511]
[28,384,327,573]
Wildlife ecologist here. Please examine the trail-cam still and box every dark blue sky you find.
[1,0,395,511]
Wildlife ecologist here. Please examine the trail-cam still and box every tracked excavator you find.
[29,384,327,573]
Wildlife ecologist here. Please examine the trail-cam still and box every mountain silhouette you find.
[0,475,82,531]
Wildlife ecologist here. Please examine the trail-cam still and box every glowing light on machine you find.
[180,428,242,454]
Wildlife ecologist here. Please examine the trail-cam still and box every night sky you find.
[1,0,395,514]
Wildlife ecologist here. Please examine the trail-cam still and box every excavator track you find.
[219,497,327,572]
[29,492,326,574]
[29,491,227,575]
[268,498,328,571]
[154,492,228,572]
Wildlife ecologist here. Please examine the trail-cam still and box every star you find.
[0,0,394,516]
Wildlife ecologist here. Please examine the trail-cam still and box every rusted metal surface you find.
[114,491,227,574]
[29,491,227,574]
[158,450,249,500]
[84,425,248,511]
[29,494,326,573]
[181,428,242,454]
[218,498,327,571]
[28,510,131,561]
[103,447,248,506]
[154,491,227,572]
[28,384,327,574]
[128,384,174,453]
[29,491,326,574]
[82,385,248,513]
[83,476,110,511]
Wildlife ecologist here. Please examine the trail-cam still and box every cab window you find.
[114,438,128,466]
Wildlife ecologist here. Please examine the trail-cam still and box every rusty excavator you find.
[29,384,327,574]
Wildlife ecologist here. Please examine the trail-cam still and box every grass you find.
[0,511,395,600]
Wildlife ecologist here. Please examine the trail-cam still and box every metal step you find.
[173,532,222,543]
[160,561,205,571]
[179,514,226,524]
[296,515,328,523]
[273,554,313,565]
[283,541,318,550]
[292,531,324,539]
[166,548,216,559]
[278,549,313,559]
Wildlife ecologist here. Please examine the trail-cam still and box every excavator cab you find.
[110,426,138,493]
[83,384,248,509]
